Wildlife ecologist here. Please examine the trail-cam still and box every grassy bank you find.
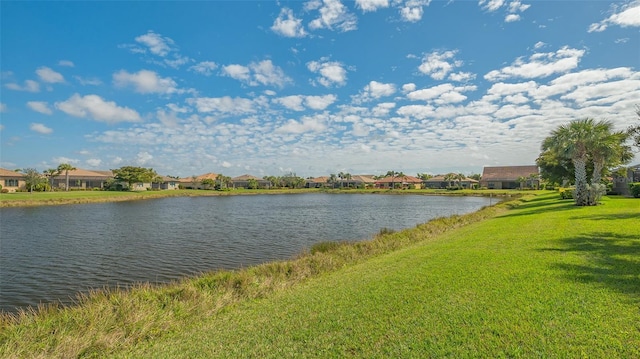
[2,193,638,357]
[0,188,518,207]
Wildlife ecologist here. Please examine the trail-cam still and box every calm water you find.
[0,193,493,313]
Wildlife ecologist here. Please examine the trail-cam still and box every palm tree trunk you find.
[573,157,588,206]
[592,160,604,186]
[65,171,70,192]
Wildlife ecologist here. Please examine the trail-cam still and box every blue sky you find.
[1,0,639,178]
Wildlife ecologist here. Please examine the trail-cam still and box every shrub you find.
[630,183,640,198]
[559,188,574,200]
[1,188,8,193]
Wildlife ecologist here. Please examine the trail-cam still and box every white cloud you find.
[484,46,585,81]
[113,69,179,94]
[448,71,476,82]
[36,67,64,83]
[221,161,232,168]
[399,0,431,22]
[418,50,463,80]
[308,0,358,32]
[402,83,416,93]
[27,101,53,115]
[505,14,520,22]
[533,41,546,49]
[407,83,475,104]
[136,151,153,165]
[58,60,75,67]
[53,157,80,165]
[353,81,396,103]
[55,93,142,123]
[271,8,307,37]
[74,76,102,86]
[277,115,327,134]
[135,31,174,57]
[479,0,505,12]
[307,58,348,87]
[29,123,53,134]
[508,0,530,13]
[305,94,337,110]
[356,0,389,12]
[588,1,640,32]
[189,61,218,76]
[187,96,256,115]
[0,103,6,112]
[275,95,305,111]
[5,80,40,92]
[222,60,291,87]
[86,159,102,167]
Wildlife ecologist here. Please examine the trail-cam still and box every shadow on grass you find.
[569,212,640,221]
[540,232,640,301]
[500,198,577,218]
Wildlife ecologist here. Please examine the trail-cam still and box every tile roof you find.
[231,174,263,181]
[375,175,423,183]
[55,168,113,178]
[481,166,539,181]
[0,167,24,177]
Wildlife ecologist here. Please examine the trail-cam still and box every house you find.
[306,176,330,188]
[347,175,376,188]
[480,165,539,189]
[374,175,423,189]
[612,164,640,195]
[151,176,180,190]
[423,175,479,189]
[231,174,271,189]
[179,173,219,189]
[52,168,113,190]
[0,167,25,192]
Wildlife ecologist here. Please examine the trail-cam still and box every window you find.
[5,179,19,187]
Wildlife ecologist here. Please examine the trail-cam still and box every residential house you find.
[53,168,113,190]
[480,165,539,189]
[231,174,271,189]
[612,164,640,195]
[423,175,479,189]
[179,173,219,189]
[151,176,180,190]
[346,175,376,188]
[306,176,330,188]
[374,175,423,189]
[0,167,25,192]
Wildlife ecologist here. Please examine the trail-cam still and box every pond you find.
[0,193,494,313]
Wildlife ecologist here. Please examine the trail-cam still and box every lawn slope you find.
[127,194,639,358]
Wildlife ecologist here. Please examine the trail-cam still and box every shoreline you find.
[0,188,522,208]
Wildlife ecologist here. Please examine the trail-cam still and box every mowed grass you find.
[127,194,640,358]
[1,193,638,358]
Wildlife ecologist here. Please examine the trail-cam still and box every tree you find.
[112,166,157,190]
[628,105,640,150]
[456,173,465,189]
[444,173,456,189]
[328,173,338,188]
[527,173,539,190]
[22,168,46,193]
[247,178,259,189]
[589,121,633,185]
[417,173,433,180]
[201,178,216,190]
[57,163,76,192]
[541,118,631,206]
[517,176,526,190]
[344,173,352,188]
[43,168,61,191]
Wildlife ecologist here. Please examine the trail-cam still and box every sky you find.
[1,0,639,178]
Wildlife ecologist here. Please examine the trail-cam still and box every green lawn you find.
[130,194,640,358]
[2,193,638,358]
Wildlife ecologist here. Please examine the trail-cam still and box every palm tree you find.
[540,118,632,206]
[329,173,337,188]
[589,121,633,186]
[344,173,352,188]
[456,173,465,189]
[444,173,456,189]
[385,170,397,190]
[44,168,61,191]
[57,163,76,192]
